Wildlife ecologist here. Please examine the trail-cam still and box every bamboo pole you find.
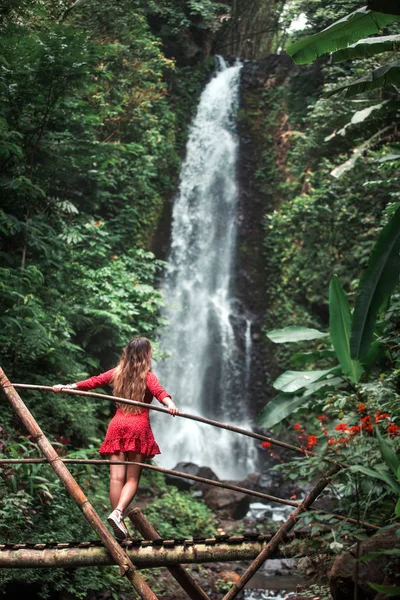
[0,539,274,569]
[127,508,210,600]
[0,369,158,600]
[0,458,379,531]
[9,383,347,467]
[222,467,340,600]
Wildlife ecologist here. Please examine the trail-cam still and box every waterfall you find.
[153,57,257,479]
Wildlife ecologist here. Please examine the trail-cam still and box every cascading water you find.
[153,57,257,479]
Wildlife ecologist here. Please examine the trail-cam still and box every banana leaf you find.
[350,205,400,359]
[257,377,342,428]
[332,34,400,62]
[273,367,338,393]
[287,8,399,65]
[266,325,328,343]
[329,275,363,383]
[326,61,400,98]
[257,394,306,428]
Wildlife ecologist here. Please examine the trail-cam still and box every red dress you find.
[75,369,170,458]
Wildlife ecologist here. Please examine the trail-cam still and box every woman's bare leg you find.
[109,452,126,509]
[115,452,145,512]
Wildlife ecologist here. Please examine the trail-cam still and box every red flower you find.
[335,423,349,432]
[361,415,373,433]
[294,424,301,431]
[261,441,271,448]
[307,435,318,449]
[375,412,390,423]
[322,429,328,435]
[317,416,327,421]
[387,424,400,437]
[328,438,336,445]
[349,425,360,435]
[358,403,366,412]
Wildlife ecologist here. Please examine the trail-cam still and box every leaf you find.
[329,275,363,383]
[396,497,400,517]
[290,348,335,367]
[368,0,400,15]
[360,340,383,368]
[273,367,337,393]
[368,583,400,596]
[324,102,388,141]
[287,8,399,65]
[330,125,394,178]
[332,34,400,62]
[326,61,400,98]
[258,377,342,428]
[257,394,306,428]
[378,153,400,163]
[350,206,400,358]
[376,428,400,478]
[266,326,328,343]
[347,465,400,494]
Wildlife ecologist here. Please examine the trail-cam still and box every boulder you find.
[329,525,400,600]
[203,486,250,520]
[165,462,219,492]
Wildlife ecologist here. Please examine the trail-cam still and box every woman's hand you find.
[52,384,66,393]
[52,384,77,393]
[165,398,179,416]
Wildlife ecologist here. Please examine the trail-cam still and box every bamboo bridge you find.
[0,368,378,600]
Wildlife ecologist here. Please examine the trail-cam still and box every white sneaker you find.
[107,509,128,540]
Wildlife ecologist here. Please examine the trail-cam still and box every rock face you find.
[328,525,400,600]
[236,54,296,418]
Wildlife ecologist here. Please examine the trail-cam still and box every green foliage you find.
[144,486,217,539]
[267,326,328,342]
[332,34,400,61]
[287,8,399,65]
[327,60,400,98]
[329,275,363,382]
[350,205,400,359]
[0,1,221,598]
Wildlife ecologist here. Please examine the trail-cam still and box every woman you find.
[53,337,177,540]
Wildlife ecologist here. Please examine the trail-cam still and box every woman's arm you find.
[146,372,178,416]
[52,368,115,393]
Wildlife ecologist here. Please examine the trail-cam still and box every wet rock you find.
[203,486,250,520]
[202,472,262,519]
[329,525,400,600]
[165,462,219,491]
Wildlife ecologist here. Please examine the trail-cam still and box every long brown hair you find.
[112,337,152,414]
